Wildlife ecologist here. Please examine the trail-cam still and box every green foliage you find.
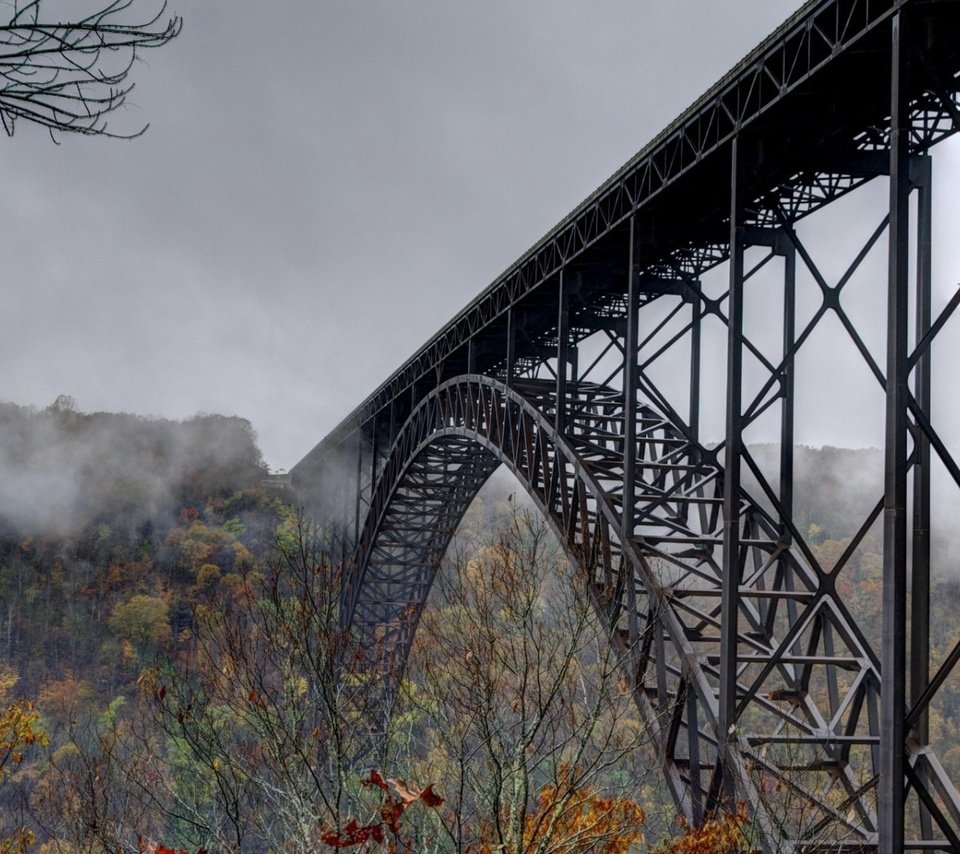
[98,695,126,730]
[109,594,172,648]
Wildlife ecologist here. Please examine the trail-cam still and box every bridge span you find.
[292,1,960,849]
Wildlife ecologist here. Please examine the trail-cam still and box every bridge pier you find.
[911,152,933,842]
[880,11,911,852]
[623,215,641,695]
[718,134,747,809]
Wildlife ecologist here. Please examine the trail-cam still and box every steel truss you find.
[293,1,960,850]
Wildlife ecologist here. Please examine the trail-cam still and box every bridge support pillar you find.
[556,269,569,436]
[779,239,796,545]
[718,134,746,808]
[880,10,911,853]
[506,307,517,386]
[689,280,701,444]
[912,153,933,839]
[623,217,641,690]
[353,426,364,548]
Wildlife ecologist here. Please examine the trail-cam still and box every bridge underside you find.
[350,375,959,851]
[293,2,960,850]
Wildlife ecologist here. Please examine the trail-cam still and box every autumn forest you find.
[0,399,959,852]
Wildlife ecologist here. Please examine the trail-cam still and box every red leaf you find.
[381,800,406,833]
[419,784,444,807]
[363,768,389,793]
[320,818,385,848]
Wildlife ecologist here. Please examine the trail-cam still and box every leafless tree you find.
[134,513,372,852]
[0,0,180,139]
[392,506,659,853]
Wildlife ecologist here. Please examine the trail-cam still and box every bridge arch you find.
[342,374,903,848]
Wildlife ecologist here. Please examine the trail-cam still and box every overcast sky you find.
[0,0,937,470]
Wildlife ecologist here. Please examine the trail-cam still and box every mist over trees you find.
[0,396,265,536]
[0,402,957,850]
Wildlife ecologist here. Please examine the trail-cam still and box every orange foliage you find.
[474,767,645,854]
[654,803,750,853]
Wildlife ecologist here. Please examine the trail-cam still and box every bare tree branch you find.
[0,0,181,139]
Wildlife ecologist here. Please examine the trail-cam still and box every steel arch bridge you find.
[291,1,960,849]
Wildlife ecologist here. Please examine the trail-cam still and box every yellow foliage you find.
[0,827,35,854]
[0,698,47,854]
[0,667,18,705]
[0,699,48,779]
[196,563,221,587]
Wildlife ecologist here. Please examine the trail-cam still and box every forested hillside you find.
[0,404,958,851]
[0,397,271,698]
[0,398,289,848]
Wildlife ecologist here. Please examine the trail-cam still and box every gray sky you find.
[0,0,927,470]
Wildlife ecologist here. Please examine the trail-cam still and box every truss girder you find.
[292,0,960,471]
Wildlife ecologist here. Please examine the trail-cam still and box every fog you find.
[0,0,814,472]
[0,397,263,536]
[4,0,960,567]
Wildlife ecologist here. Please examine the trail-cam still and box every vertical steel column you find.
[880,12,910,853]
[775,236,802,667]
[556,270,569,435]
[687,272,704,823]
[623,218,641,688]
[777,237,797,540]
[689,281,702,444]
[467,338,477,374]
[780,239,796,540]
[353,427,364,548]
[570,348,579,402]
[569,271,581,405]
[388,400,396,452]
[370,414,379,489]
[339,444,352,578]
[623,219,639,538]
[719,137,746,804]
[686,683,704,825]
[911,154,933,838]
[506,308,517,386]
